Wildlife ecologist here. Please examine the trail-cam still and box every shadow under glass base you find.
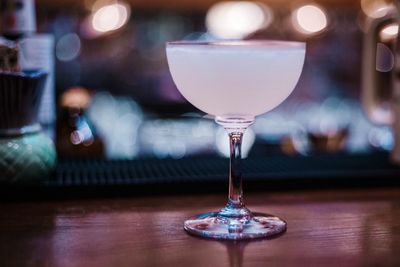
[184,211,286,240]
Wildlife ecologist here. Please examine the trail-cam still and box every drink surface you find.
[166,41,306,118]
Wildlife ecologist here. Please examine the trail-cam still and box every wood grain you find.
[1,188,400,267]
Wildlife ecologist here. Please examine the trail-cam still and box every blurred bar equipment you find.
[362,0,400,163]
[0,69,56,183]
[0,0,55,138]
[0,0,56,183]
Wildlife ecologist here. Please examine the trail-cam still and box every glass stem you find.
[215,116,254,219]
[228,132,244,207]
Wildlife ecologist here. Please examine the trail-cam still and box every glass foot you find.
[184,211,286,240]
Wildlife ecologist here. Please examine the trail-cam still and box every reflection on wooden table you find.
[0,188,399,267]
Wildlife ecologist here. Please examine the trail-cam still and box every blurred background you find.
[32,0,397,159]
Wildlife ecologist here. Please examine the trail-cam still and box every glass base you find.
[184,211,286,240]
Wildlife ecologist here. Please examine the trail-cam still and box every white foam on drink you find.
[167,41,306,117]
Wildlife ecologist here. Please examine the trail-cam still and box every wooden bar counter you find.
[1,188,400,267]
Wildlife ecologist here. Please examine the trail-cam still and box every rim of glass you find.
[166,39,305,49]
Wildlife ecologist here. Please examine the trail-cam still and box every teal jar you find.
[0,70,56,184]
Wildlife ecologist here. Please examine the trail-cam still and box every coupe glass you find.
[166,40,306,240]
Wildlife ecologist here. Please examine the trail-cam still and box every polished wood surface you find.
[1,188,400,267]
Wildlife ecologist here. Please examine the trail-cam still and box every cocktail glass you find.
[166,40,306,240]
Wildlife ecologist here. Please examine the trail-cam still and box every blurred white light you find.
[70,121,94,146]
[206,1,273,39]
[87,92,143,159]
[368,126,393,150]
[139,119,215,158]
[380,23,399,41]
[361,0,391,18]
[92,3,130,33]
[70,130,84,145]
[292,4,328,34]
[56,33,81,61]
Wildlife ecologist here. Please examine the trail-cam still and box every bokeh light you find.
[60,87,91,109]
[87,92,143,159]
[56,33,81,62]
[368,126,393,150]
[91,2,130,33]
[380,23,399,41]
[139,118,215,159]
[206,1,273,39]
[361,0,391,18]
[292,4,328,35]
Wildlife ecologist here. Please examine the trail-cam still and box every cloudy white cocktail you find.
[166,40,306,240]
